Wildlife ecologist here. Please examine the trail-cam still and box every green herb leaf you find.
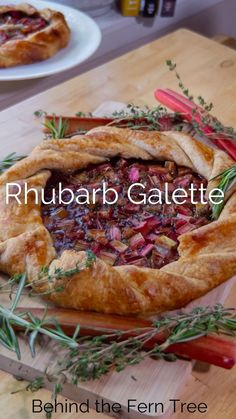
[0,152,26,175]
[34,109,46,118]
[166,60,236,141]
[11,273,27,311]
[109,103,181,131]
[210,165,236,219]
[44,117,68,139]
[75,111,86,117]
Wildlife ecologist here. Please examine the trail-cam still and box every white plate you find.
[0,0,101,80]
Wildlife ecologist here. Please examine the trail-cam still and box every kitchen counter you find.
[0,28,236,418]
[0,0,229,111]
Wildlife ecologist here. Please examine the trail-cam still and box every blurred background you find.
[56,0,236,66]
[52,1,236,40]
[0,0,235,110]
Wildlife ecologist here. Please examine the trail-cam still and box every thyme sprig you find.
[1,269,235,410]
[15,303,236,419]
[166,60,236,141]
[1,263,235,378]
[108,103,182,131]
[166,60,214,111]
[42,305,236,387]
[112,103,168,121]
[69,104,181,133]
[44,117,68,139]
[210,165,236,219]
[75,111,92,117]
[0,250,96,297]
[0,152,26,175]
[34,109,46,118]
[24,377,45,393]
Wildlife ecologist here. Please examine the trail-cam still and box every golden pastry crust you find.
[0,3,70,68]
[0,127,236,315]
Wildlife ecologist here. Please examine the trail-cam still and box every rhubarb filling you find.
[42,159,211,269]
[0,10,48,45]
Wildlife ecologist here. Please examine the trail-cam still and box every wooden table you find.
[0,28,236,418]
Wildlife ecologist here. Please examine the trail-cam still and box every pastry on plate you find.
[0,127,235,314]
[0,2,70,67]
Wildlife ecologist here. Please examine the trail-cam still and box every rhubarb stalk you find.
[155,88,236,160]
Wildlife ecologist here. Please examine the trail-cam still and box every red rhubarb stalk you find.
[44,115,114,136]
[15,307,236,370]
[155,88,236,160]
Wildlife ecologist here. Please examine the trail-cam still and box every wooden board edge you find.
[0,352,193,419]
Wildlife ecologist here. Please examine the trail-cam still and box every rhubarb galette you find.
[0,127,236,314]
[0,3,70,68]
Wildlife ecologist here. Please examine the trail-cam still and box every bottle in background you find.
[120,0,141,16]
[141,0,159,18]
[160,0,177,17]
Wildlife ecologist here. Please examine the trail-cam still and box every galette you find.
[0,3,70,67]
[0,127,235,314]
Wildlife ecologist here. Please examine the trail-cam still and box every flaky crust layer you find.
[0,3,70,68]
[0,127,236,314]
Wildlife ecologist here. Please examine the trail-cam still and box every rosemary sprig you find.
[44,117,68,139]
[210,165,236,219]
[0,274,79,360]
[0,251,96,359]
[0,152,26,175]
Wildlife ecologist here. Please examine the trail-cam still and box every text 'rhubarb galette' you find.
[0,127,236,314]
[0,3,70,67]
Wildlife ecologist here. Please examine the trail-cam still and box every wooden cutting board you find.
[0,99,235,419]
